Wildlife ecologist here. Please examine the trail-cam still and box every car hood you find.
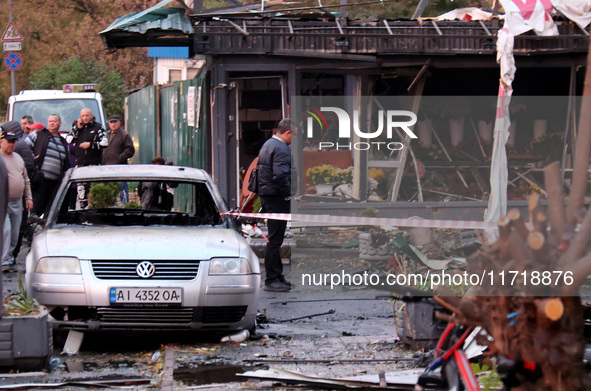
[38,226,246,260]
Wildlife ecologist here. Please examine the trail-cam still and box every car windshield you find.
[13,99,101,128]
[55,179,223,227]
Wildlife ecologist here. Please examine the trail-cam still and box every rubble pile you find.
[435,162,591,390]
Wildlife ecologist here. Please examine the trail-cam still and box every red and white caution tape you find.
[225,212,497,230]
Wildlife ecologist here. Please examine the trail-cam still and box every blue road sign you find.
[4,52,22,71]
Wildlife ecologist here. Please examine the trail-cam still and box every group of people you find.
[1,108,135,269]
[3,110,296,292]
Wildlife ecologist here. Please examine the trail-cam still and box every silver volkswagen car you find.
[26,165,260,334]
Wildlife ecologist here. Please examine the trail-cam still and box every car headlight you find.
[35,257,81,274]
[209,258,252,275]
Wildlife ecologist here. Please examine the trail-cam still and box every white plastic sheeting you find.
[484,0,589,230]
[435,7,494,21]
[552,0,591,30]
[500,0,558,36]
[484,28,515,231]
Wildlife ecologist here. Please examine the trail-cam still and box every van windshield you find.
[13,99,102,129]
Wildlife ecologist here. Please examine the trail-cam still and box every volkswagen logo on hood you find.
[136,261,156,278]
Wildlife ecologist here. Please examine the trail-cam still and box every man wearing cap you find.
[0,121,36,173]
[27,122,45,133]
[26,115,70,216]
[3,120,35,260]
[102,116,134,165]
[102,115,135,203]
[1,127,33,269]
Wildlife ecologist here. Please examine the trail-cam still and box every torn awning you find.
[100,0,192,49]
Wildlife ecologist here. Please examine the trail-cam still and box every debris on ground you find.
[239,367,423,389]
[61,331,84,356]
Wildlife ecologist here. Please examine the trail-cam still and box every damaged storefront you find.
[101,1,589,221]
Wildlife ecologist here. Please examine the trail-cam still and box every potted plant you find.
[306,165,338,195]
[0,275,52,370]
[89,182,121,208]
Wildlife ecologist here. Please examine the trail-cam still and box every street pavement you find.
[0,243,419,390]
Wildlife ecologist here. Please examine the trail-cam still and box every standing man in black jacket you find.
[67,108,107,208]
[68,108,107,167]
[257,119,293,292]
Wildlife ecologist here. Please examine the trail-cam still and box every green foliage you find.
[307,165,354,185]
[122,201,143,209]
[471,362,502,390]
[4,275,40,316]
[128,181,139,192]
[89,182,121,208]
[362,206,379,217]
[335,167,353,184]
[30,57,126,118]
[307,165,337,184]
[0,1,156,118]
[310,0,481,20]
[423,0,475,17]
[252,197,262,213]
[416,273,471,296]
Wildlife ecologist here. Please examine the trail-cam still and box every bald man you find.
[68,108,107,167]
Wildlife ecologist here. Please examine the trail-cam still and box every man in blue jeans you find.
[257,119,293,292]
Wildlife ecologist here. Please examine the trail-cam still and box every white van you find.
[6,84,107,132]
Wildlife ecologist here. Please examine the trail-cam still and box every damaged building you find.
[100,0,590,219]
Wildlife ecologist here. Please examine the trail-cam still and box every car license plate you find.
[109,288,182,304]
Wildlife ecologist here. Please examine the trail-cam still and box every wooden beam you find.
[226,20,249,36]
[407,58,431,92]
[383,20,393,35]
[479,20,492,36]
[431,20,443,36]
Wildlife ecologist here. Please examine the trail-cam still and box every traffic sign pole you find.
[8,0,15,96]
[11,70,15,97]
[4,3,24,96]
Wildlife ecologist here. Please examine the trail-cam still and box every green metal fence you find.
[160,75,207,169]
[126,69,208,211]
[125,86,157,165]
